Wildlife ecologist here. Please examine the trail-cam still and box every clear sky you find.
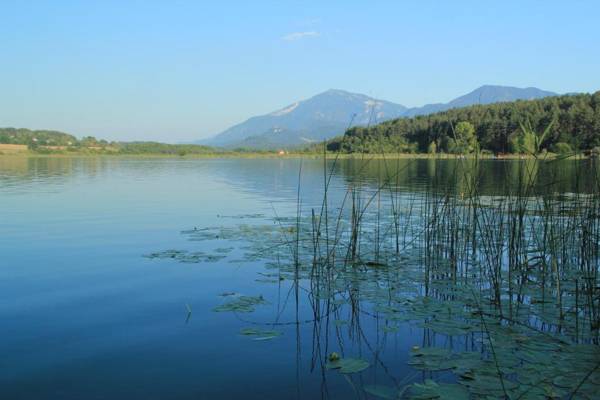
[1,1,599,143]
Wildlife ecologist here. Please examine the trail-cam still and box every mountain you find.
[402,85,557,117]
[199,85,557,149]
[199,90,408,148]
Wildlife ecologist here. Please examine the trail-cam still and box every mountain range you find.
[199,85,557,149]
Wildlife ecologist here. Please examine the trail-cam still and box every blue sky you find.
[1,0,599,142]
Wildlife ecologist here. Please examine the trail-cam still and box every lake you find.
[1,156,599,399]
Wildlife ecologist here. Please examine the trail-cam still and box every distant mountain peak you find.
[449,85,556,107]
[323,88,354,95]
[200,89,407,148]
[403,85,557,117]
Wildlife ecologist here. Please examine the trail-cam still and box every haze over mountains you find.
[199,85,557,149]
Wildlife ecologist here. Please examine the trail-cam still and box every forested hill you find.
[0,128,78,146]
[0,128,217,155]
[325,92,600,154]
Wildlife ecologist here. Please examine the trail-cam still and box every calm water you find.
[0,156,597,399]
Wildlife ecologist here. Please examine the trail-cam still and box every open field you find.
[0,144,28,154]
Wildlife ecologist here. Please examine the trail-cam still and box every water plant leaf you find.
[213,295,267,313]
[409,380,469,400]
[326,358,370,374]
[239,328,281,341]
[143,249,226,263]
[458,372,518,397]
[410,346,452,358]
[363,384,397,399]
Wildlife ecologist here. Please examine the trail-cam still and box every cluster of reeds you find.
[263,125,600,398]
[290,146,600,351]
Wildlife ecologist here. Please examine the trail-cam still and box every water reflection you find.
[2,156,598,197]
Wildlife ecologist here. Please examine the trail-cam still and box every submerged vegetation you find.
[145,150,600,399]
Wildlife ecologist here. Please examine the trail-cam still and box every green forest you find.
[326,92,600,155]
[0,128,79,146]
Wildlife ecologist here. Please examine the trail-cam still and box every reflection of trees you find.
[337,158,597,196]
[0,157,78,189]
[2,157,596,201]
[0,156,108,189]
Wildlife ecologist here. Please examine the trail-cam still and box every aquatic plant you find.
[146,155,600,399]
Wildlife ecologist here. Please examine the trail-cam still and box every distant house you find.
[278,150,286,155]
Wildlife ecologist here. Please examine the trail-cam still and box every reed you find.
[249,122,599,397]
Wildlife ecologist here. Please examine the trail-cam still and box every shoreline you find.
[0,150,589,160]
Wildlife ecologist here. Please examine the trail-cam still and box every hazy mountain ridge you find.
[402,85,557,117]
[200,89,408,148]
[200,85,558,149]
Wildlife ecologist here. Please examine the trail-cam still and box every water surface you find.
[1,156,598,399]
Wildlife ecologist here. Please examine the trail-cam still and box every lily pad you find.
[326,357,370,374]
[239,328,282,341]
[363,384,397,399]
[409,380,469,400]
[213,295,267,313]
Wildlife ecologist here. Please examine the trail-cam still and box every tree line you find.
[0,128,79,146]
[325,92,600,154]
[0,128,216,155]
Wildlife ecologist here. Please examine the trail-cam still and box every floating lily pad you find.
[410,346,452,358]
[213,295,267,313]
[409,380,469,400]
[363,384,397,399]
[459,372,519,397]
[144,249,226,263]
[326,357,370,374]
[239,328,281,341]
